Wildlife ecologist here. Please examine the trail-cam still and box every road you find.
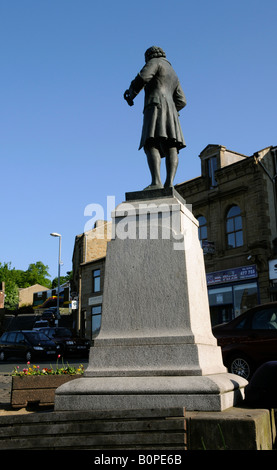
[0,357,89,374]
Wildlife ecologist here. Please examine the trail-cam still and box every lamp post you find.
[50,232,61,321]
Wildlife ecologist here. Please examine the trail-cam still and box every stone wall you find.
[176,145,276,307]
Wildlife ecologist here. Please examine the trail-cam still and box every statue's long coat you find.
[130,57,187,152]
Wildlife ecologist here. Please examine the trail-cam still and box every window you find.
[251,308,277,330]
[207,156,218,188]
[208,281,259,324]
[208,286,233,306]
[0,332,8,342]
[235,317,248,329]
[92,269,101,293]
[226,205,243,248]
[7,332,17,343]
[16,332,25,343]
[233,283,258,315]
[92,305,102,338]
[197,216,208,245]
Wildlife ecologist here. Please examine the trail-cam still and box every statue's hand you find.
[123,90,134,106]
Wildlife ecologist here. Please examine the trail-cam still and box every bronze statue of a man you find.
[124,46,186,190]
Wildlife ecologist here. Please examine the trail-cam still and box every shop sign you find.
[89,295,103,306]
[207,265,257,286]
[269,260,277,280]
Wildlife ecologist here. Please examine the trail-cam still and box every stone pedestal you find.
[55,188,247,411]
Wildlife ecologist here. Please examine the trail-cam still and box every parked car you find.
[41,307,58,325]
[212,302,277,380]
[0,330,60,362]
[36,327,91,357]
[33,320,50,329]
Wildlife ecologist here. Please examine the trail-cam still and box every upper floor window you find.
[226,205,243,248]
[207,156,218,188]
[197,216,208,246]
[91,305,102,338]
[92,269,101,293]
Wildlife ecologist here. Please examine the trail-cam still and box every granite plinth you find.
[55,374,246,412]
[55,190,247,412]
[125,186,186,204]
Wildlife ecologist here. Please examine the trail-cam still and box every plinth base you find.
[56,189,247,412]
[55,373,247,412]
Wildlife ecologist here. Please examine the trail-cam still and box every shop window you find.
[197,215,208,246]
[208,286,233,324]
[208,286,233,307]
[208,281,259,325]
[91,305,102,338]
[226,205,243,248]
[92,269,101,293]
[233,282,258,316]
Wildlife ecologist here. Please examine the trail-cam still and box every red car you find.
[212,302,277,380]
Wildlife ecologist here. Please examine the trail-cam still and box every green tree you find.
[51,271,72,289]
[0,262,19,309]
[25,261,52,288]
[4,284,19,310]
[0,261,52,310]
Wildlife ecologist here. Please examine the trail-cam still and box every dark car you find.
[33,320,50,329]
[36,327,91,357]
[40,307,59,326]
[0,330,60,362]
[212,302,277,380]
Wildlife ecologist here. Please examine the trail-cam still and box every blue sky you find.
[1,0,276,281]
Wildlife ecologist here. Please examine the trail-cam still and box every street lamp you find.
[50,232,62,321]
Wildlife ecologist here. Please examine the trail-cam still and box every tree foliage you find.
[0,261,52,310]
[25,262,52,288]
[52,271,72,289]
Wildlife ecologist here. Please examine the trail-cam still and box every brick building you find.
[72,221,111,338]
[176,144,277,325]
[72,143,277,336]
[18,284,49,307]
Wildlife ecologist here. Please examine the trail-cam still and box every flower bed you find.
[11,360,84,409]
[12,361,84,376]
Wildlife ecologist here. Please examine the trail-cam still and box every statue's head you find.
[145,46,166,63]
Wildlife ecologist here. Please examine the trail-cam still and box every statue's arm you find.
[124,60,159,106]
[129,74,145,98]
[138,60,159,84]
[173,82,187,111]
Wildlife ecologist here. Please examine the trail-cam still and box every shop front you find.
[269,259,277,301]
[207,265,260,326]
